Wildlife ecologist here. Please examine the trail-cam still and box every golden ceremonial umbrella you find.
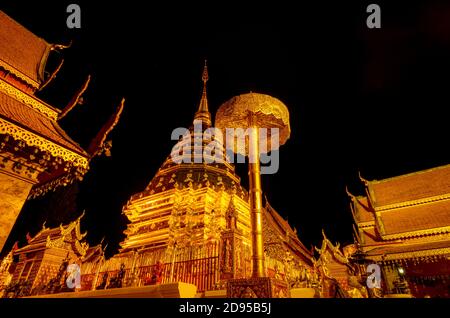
[215,93,290,155]
[215,92,291,278]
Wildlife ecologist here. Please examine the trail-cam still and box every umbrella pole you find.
[248,121,265,278]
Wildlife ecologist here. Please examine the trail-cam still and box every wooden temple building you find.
[349,165,450,297]
[0,10,124,254]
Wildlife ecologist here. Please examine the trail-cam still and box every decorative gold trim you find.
[357,221,375,228]
[366,183,376,207]
[381,226,450,240]
[28,173,80,200]
[45,235,65,249]
[0,60,40,88]
[315,231,349,265]
[157,164,241,185]
[375,211,386,236]
[371,247,450,261]
[0,78,59,120]
[369,163,450,185]
[75,240,88,256]
[375,193,450,211]
[60,221,76,237]
[0,117,89,168]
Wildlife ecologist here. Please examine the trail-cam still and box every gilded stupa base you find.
[227,277,289,298]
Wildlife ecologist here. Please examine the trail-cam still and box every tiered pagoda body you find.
[78,64,314,296]
[349,165,450,297]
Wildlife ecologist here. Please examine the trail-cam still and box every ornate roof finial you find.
[12,241,19,251]
[39,59,64,91]
[345,186,355,201]
[358,170,368,185]
[58,75,91,120]
[78,210,86,221]
[51,40,73,51]
[87,98,125,157]
[194,60,211,126]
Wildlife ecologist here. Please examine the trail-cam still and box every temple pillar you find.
[0,153,41,252]
[0,173,33,251]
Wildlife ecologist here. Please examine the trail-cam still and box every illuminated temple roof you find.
[351,196,375,224]
[264,200,312,263]
[366,164,450,209]
[0,83,87,156]
[351,166,450,240]
[364,240,450,260]
[15,213,90,258]
[0,10,124,199]
[377,199,450,237]
[0,18,89,170]
[350,164,450,260]
[0,11,51,89]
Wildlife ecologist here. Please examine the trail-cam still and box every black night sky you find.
[2,1,450,257]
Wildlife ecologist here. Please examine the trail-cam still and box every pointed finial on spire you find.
[194,60,211,126]
[202,59,209,83]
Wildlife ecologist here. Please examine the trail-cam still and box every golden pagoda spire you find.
[194,60,211,126]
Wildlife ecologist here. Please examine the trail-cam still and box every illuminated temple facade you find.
[349,166,450,297]
[0,10,123,254]
[0,10,123,297]
[0,11,87,253]
[76,64,315,296]
[1,56,320,298]
[0,10,449,298]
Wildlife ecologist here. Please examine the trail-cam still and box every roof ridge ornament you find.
[78,210,86,221]
[39,59,64,91]
[87,98,125,157]
[50,40,73,52]
[345,186,355,201]
[59,75,91,120]
[358,170,368,185]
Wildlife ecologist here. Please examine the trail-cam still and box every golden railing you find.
[80,243,220,293]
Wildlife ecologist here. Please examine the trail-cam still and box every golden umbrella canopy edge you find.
[215,92,291,155]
